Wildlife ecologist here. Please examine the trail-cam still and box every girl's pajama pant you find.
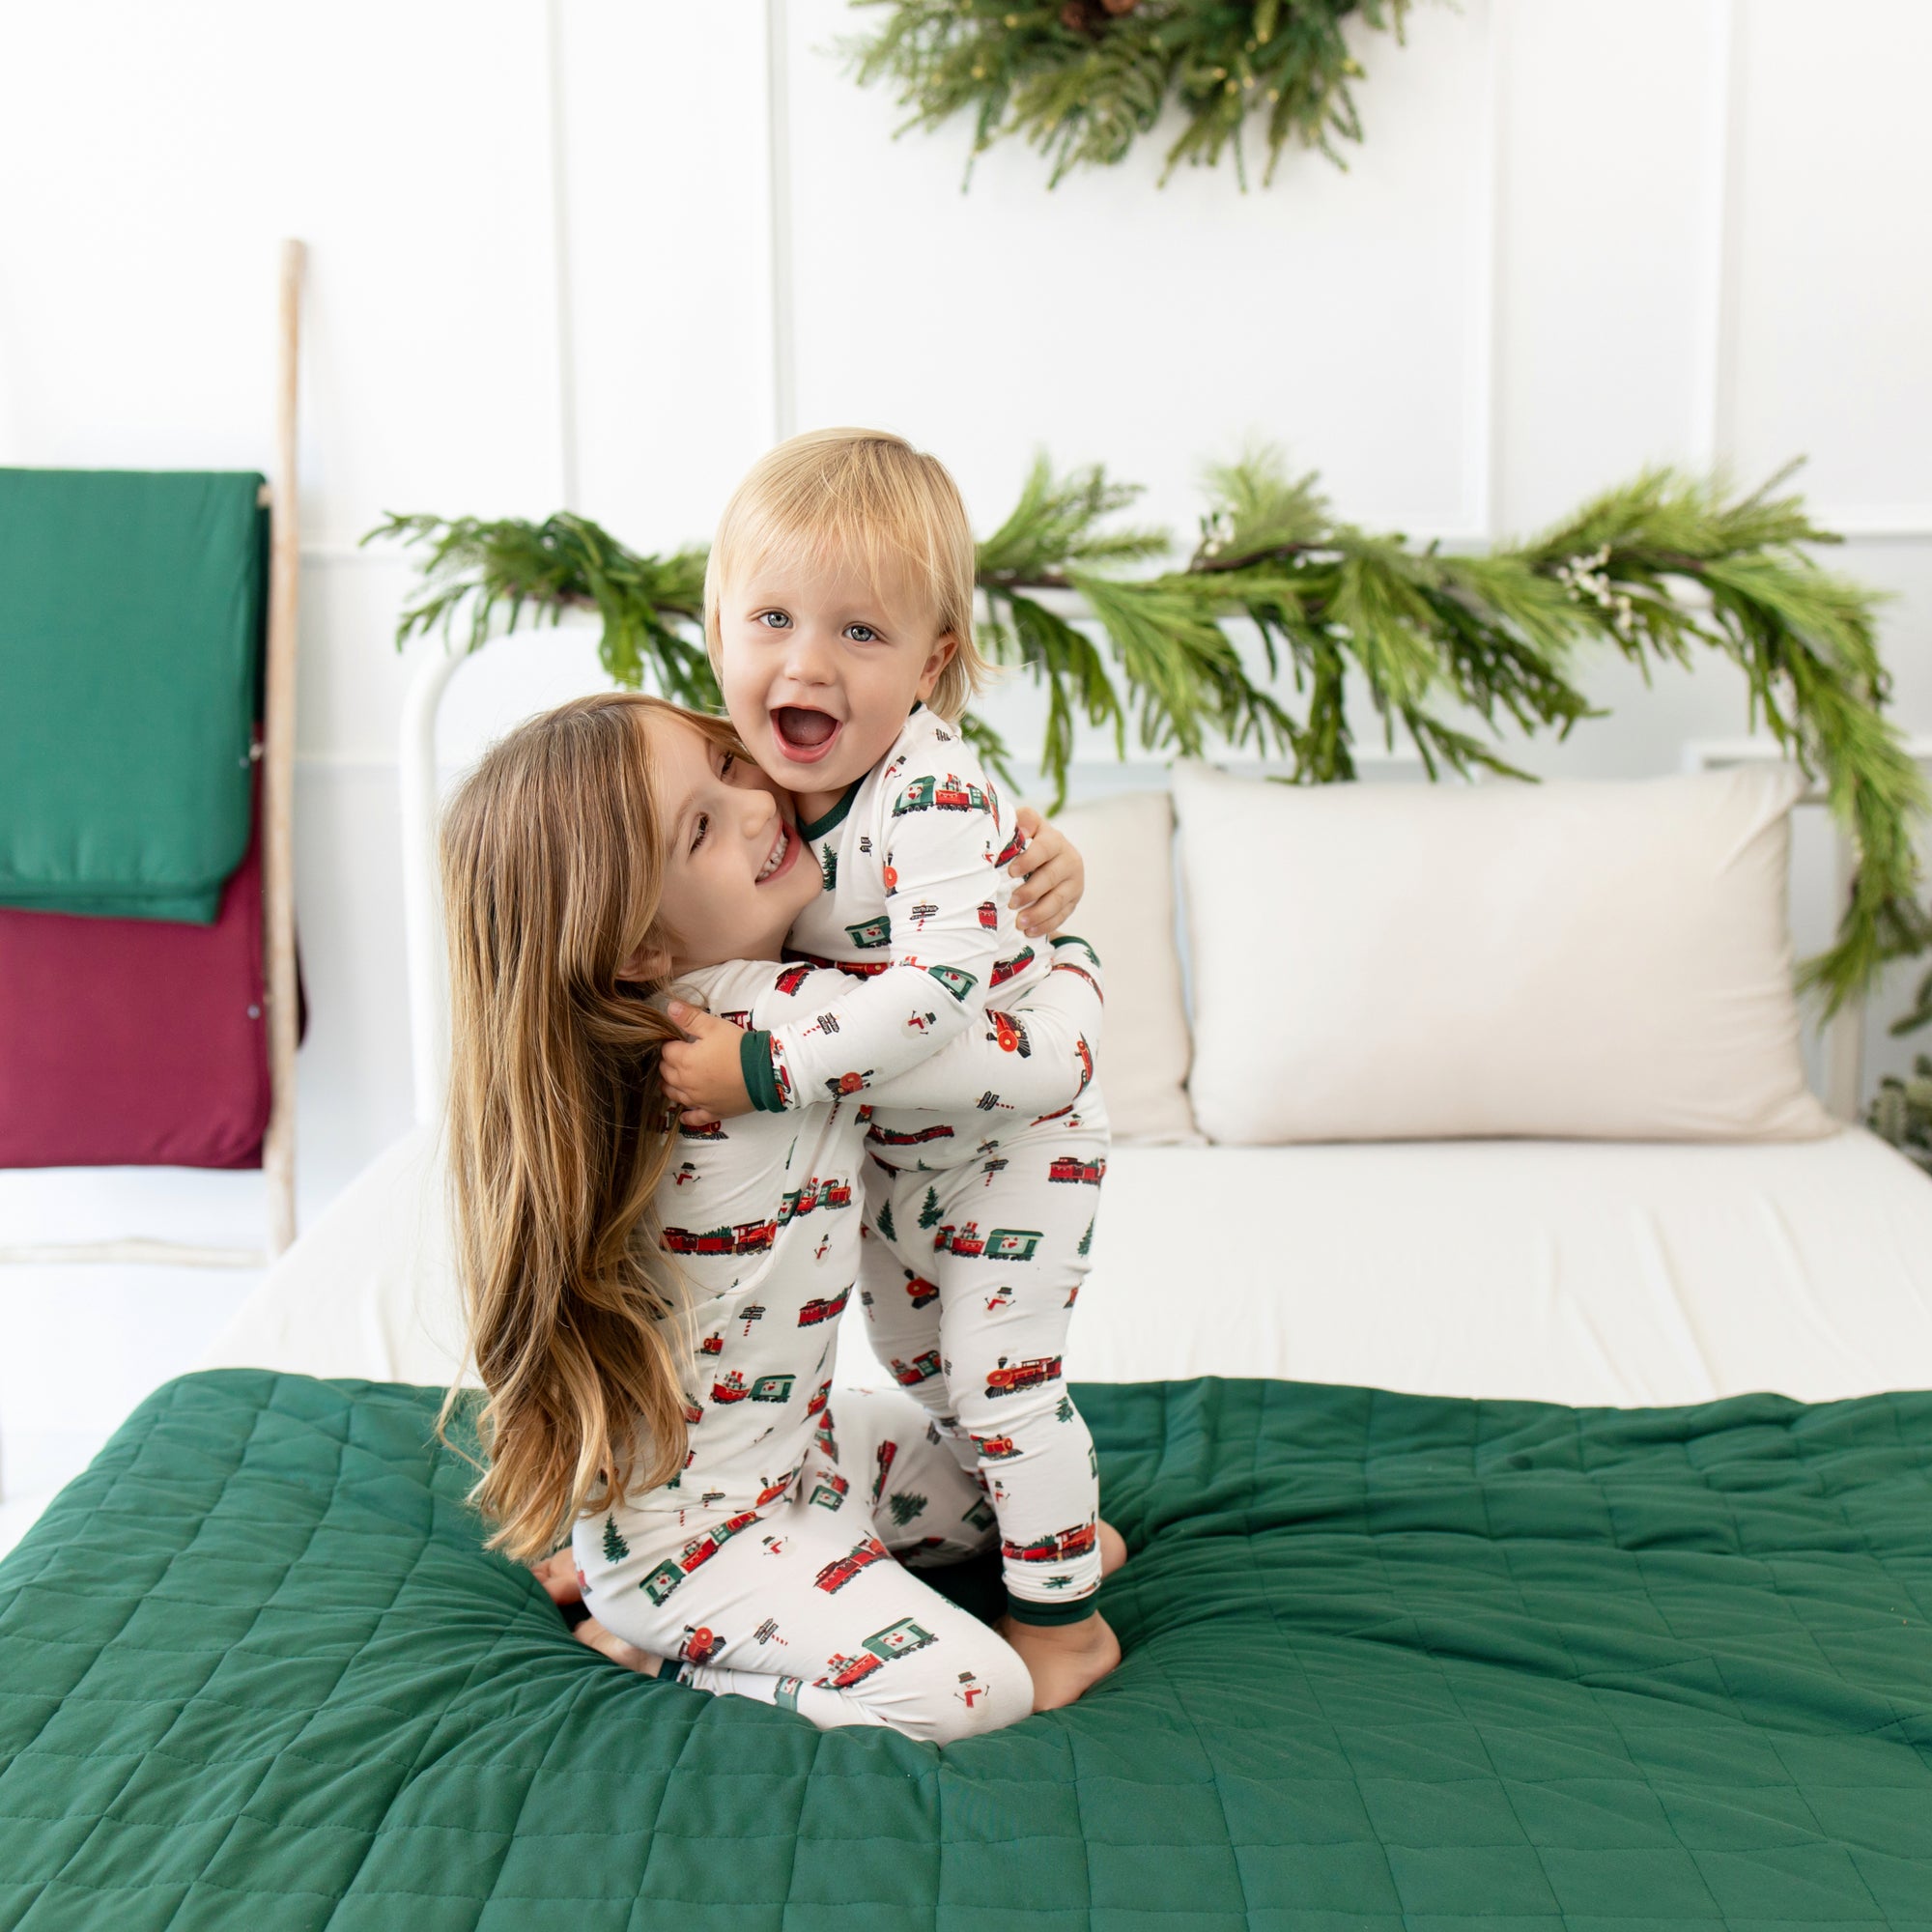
[573,1385,1033,1742]
[859,1118,1108,1623]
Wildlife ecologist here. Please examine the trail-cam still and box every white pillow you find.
[1175,762,1834,1145]
[1045,788,1201,1144]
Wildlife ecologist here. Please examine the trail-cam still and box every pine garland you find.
[846,0,1416,188]
[367,451,1928,1019]
[1869,1057,1932,1173]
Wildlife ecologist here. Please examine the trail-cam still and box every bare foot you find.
[574,1616,664,1677]
[1098,1520,1128,1578]
[998,1611,1121,1711]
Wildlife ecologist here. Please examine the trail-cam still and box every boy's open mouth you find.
[772,706,841,764]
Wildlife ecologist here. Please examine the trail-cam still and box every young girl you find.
[659,430,1118,1711]
[441,691,1110,1743]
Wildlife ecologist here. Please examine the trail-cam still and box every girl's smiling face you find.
[636,710,820,977]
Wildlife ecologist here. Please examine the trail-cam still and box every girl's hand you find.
[660,1001,754,1120]
[1008,805,1086,939]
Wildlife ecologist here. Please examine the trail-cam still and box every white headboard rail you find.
[401,646,466,1126]
[1684,735,1932,1123]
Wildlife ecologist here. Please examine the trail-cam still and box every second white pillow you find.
[1175,762,1835,1146]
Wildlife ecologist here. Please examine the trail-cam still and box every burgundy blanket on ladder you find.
[0,800,272,1170]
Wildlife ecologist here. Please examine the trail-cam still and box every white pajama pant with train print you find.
[573,1386,1031,1742]
[859,1117,1108,1623]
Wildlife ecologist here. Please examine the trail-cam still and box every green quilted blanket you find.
[3,1370,1931,1929]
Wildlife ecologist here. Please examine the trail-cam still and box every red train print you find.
[679,1625,725,1665]
[989,947,1036,988]
[868,1122,956,1147]
[814,1535,890,1595]
[984,1355,1063,1399]
[891,1350,944,1386]
[797,1287,851,1327]
[641,1510,760,1605]
[987,1010,1030,1056]
[933,1223,1042,1262]
[1001,1521,1097,1565]
[1047,1155,1106,1186]
[814,1616,937,1689]
[665,1218,778,1257]
[710,1371,798,1406]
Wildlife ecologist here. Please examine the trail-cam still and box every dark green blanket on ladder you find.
[2,1370,1930,1929]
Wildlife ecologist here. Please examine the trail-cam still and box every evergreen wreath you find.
[368,451,1929,1022]
[846,0,1417,188]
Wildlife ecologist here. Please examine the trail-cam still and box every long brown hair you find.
[440,690,745,1560]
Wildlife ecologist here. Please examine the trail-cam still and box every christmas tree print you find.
[918,1185,942,1229]
[878,1200,896,1242]
[888,1491,928,1526]
[1077,1217,1094,1257]
[602,1517,629,1564]
[821,846,838,891]
[1055,1394,1075,1425]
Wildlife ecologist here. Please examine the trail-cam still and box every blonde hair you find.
[703,427,988,721]
[439,691,745,1561]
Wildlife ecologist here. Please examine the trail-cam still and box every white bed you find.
[203,635,1932,1413]
[205,1120,1932,1408]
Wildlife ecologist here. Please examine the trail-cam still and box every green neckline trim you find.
[797,778,863,842]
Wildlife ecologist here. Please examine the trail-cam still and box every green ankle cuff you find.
[1005,1591,1100,1628]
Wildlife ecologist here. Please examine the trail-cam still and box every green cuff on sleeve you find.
[740,1029,785,1113]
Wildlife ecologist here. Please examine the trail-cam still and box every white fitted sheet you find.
[204,1125,1932,1408]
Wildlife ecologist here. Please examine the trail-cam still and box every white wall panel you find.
[0,0,565,541]
[289,764,414,1218]
[297,556,424,761]
[1727,0,1932,523]
[558,0,777,546]
[782,0,1494,545]
[1492,0,1724,535]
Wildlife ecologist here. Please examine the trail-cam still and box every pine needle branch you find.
[843,0,1419,190]
[368,449,1926,1016]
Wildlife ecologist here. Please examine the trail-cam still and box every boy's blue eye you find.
[757,611,790,630]
[845,623,878,643]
